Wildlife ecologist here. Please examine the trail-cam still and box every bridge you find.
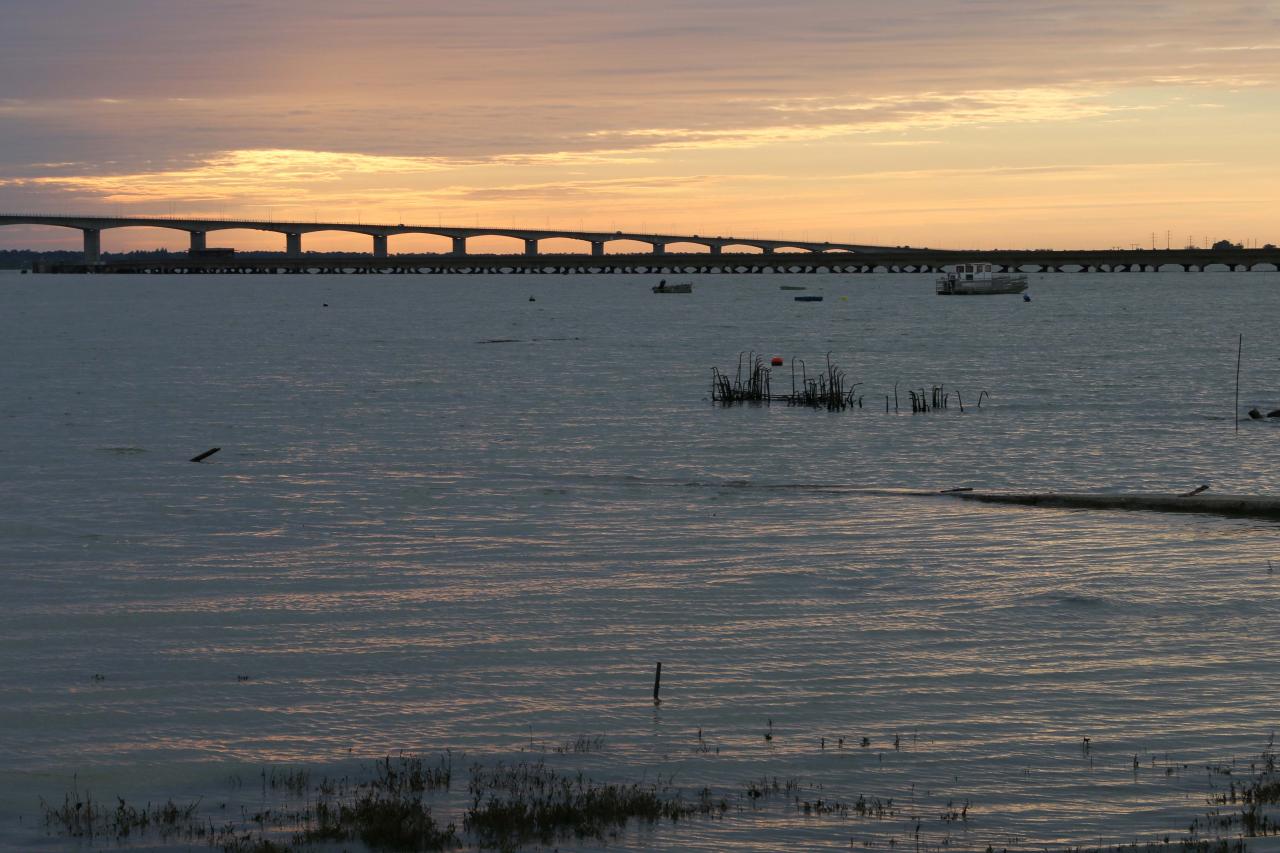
[0,213,894,263]
[6,213,1277,275]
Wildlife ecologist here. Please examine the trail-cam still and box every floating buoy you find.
[771,356,783,366]
[1023,293,1031,302]
[528,296,535,302]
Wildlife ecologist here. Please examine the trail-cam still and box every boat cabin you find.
[955,263,992,281]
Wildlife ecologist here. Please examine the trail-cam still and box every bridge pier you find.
[651,241,666,254]
[762,246,774,254]
[452,236,467,256]
[710,244,722,255]
[524,238,538,256]
[286,233,303,257]
[373,234,388,258]
[189,231,206,252]
[591,241,604,256]
[82,228,101,264]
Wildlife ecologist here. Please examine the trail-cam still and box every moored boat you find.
[652,280,693,293]
[936,263,1027,295]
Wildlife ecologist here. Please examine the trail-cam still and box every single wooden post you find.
[190,447,221,463]
[1235,334,1243,434]
[652,661,662,705]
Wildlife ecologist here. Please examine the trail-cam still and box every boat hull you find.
[936,276,1027,295]
[937,284,1027,295]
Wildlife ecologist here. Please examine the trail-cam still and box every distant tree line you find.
[0,248,189,269]
[1211,240,1277,250]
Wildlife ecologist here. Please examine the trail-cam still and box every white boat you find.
[936,263,1027,295]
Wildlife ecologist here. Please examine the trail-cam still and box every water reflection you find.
[2,272,1279,848]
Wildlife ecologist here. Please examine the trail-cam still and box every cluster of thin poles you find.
[906,384,962,413]
[788,354,862,411]
[710,352,991,415]
[711,352,772,403]
[887,383,989,414]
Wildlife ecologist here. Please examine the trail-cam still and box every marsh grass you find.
[463,760,697,849]
[41,787,204,843]
[300,789,458,851]
[552,734,605,754]
[37,737,1280,851]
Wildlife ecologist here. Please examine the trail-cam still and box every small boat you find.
[780,285,807,291]
[936,263,1027,295]
[794,295,824,302]
[652,280,693,293]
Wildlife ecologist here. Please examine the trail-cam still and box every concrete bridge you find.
[7,213,1277,275]
[0,213,895,263]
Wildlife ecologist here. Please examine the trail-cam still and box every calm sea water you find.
[2,269,1279,851]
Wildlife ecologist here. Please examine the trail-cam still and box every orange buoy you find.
[771,356,783,366]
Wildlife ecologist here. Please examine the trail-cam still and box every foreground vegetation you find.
[37,737,1280,852]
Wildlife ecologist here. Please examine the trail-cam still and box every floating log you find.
[946,490,1280,521]
[190,447,221,463]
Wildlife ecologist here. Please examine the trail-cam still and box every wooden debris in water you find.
[947,490,1280,521]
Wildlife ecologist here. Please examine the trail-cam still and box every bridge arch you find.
[533,236,597,254]
[387,232,456,255]
[461,232,536,254]
[601,238,659,254]
[661,241,711,253]
[0,221,87,251]
[95,225,193,253]
[269,227,378,254]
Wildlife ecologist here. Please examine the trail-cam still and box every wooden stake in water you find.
[652,661,662,705]
[1235,334,1243,434]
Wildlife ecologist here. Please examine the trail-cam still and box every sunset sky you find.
[1,0,1278,252]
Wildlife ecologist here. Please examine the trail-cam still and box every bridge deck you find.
[6,213,1278,271]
